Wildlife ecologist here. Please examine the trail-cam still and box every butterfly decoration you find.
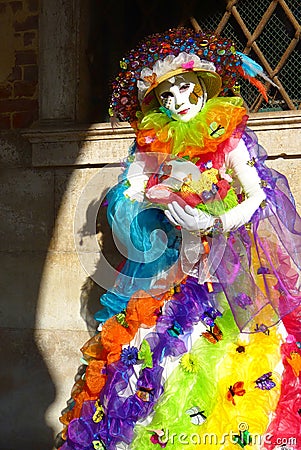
[232,430,252,449]
[92,400,104,423]
[260,179,268,188]
[297,408,301,416]
[296,342,301,349]
[254,323,270,335]
[182,60,195,70]
[255,372,276,390]
[247,157,256,167]
[167,320,183,338]
[257,266,270,275]
[260,199,267,209]
[143,72,158,87]
[115,310,129,328]
[190,82,204,104]
[201,307,222,328]
[185,406,207,425]
[202,324,223,344]
[234,293,252,310]
[226,381,246,405]
[138,339,153,369]
[92,440,106,450]
[136,386,154,402]
[209,122,225,138]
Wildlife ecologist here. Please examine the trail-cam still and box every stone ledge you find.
[249,110,301,130]
[23,110,301,167]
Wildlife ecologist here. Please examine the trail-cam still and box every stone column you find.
[39,0,80,125]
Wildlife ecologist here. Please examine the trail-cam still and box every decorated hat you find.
[137,51,222,115]
[110,27,272,123]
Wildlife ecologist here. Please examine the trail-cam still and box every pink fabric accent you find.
[181,61,195,70]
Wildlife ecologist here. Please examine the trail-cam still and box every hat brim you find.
[141,68,222,114]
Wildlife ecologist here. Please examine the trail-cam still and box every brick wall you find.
[0,0,39,129]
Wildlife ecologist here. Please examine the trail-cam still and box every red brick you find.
[23,65,38,82]
[14,81,37,98]
[26,0,39,12]
[15,50,37,65]
[24,31,36,46]
[14,15,38,32]
[0,84,13,99]
[9,1,23,14]
[7,66,22,82]
[12,109,38,128]
[0,98,38,113]
[0,114,11,130]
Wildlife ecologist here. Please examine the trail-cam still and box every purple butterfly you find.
[234,293,252,310]
[255,372,276,390]
[257,266,270,275]
[201,307,222,327]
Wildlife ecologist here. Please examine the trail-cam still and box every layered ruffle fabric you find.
[134,97,247,160]
[215,128,301,333]
[59,105,301,450]
[132,318,281,450]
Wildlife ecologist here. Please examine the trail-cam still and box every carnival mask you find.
[155,72,206,122]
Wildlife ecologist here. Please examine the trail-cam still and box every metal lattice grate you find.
[198,0,301,112]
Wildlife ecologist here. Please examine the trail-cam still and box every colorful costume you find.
[58,28,301,450]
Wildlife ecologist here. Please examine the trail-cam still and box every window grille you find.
[88,0,300,120]
[197,0,301,112]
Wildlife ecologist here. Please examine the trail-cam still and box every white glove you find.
[165,202,214,232]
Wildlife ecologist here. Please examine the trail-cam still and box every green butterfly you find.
[92,440,106,450]
[138,340,153,369]
[115,310,129,328]
[209,122,225,138]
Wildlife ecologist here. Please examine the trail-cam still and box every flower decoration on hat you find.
[110,27,273,123]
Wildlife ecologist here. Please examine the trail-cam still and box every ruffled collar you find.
[134,97,248,160]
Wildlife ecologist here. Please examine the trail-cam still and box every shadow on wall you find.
[54,187,125,447]
[78,193,124,335]
[0,132,56,449]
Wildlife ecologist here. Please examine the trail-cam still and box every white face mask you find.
[155,72,207,122]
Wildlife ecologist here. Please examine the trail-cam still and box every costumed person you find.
[58,27,301,450]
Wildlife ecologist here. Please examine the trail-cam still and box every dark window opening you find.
[86,0,301,122]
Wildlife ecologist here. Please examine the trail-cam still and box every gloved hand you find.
[165,201,215,232]
[165,139,267,234]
